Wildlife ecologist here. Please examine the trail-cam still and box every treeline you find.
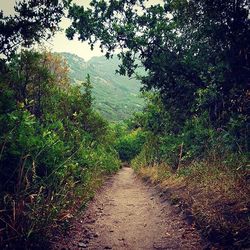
[0,50,120,248]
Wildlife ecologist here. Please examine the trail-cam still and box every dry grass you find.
[136,162,250,248]
[0,168,108,249]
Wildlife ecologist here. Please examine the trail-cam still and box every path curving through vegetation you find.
[53,167,204,249]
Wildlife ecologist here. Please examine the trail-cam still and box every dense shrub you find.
[131,93,248,172]
[114,124,145,162]
[0,50,120,247]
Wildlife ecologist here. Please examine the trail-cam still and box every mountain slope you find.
[59,52,143,121]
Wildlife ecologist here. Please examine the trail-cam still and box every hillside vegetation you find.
[0,50,120,248]
[59,52,143,122]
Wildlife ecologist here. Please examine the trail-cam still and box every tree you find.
[5,50,71,119]
[0,0,69,58]
[66,0,249,130]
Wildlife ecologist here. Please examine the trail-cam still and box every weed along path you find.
[53,167,204,249]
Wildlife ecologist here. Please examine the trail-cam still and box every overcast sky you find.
[0,0,161,61]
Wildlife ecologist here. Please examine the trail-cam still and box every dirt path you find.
[53,167,204,249]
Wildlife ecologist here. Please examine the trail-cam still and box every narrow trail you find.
[53,167,204,249]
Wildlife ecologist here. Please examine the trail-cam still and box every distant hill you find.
[59,52,143,122]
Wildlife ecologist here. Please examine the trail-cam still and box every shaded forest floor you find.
[52,167,205,249]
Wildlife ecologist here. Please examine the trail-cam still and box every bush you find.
[0,50,120,247]
[115,127,145,162]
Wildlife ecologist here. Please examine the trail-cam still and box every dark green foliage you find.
[0,50,120,247]
[67,0,249,132]
[114,124,145,162]
[132,93,249,172]
[0,0,69,57]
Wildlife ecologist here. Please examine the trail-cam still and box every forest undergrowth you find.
[0,50,120,249]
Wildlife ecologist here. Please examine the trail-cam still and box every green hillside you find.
[59,52,143,121]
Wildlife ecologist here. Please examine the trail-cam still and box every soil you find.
[52,167,205,249]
